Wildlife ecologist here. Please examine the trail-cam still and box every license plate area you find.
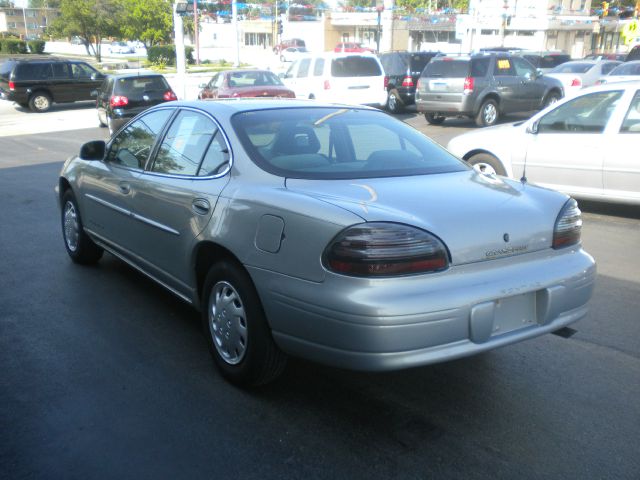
[430,81,447,92]
[492,292,536,336]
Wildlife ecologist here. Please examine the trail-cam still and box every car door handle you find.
[118,182,131,195]
[192,198,210,215]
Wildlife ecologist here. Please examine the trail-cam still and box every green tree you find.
[28,0,61,7]
[119,0,173,49]
[49,0,121,62]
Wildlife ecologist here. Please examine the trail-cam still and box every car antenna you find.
[520,145,529,184]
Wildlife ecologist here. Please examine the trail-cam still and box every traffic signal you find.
[277,20,283,35]
[602,1,609,16]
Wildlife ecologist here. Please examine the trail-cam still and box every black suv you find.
[94,73,177,135]
[0,57,105,112]
[415,53,564,127]
[379,51,440,113]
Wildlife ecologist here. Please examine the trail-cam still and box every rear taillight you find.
[110,95,128,108]
[323,80,331,90]
[570,78,581,87]
[383,76,389,89]
[401,76,414,87]
[163,90,177,101]
[553,199,582,249]
[8,81,15,91]
[323,223,449,277]
[463,76,474,95]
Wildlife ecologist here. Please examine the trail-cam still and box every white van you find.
[282,53,387,107]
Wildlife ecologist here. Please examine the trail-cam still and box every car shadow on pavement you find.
[579,201,640,220]
[11,100,95,114]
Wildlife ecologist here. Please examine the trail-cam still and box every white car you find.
[282,52,387,107]
[546,60,621,96]
[597,61,640,85]
[109,41,135,55]
[447,81,640,205]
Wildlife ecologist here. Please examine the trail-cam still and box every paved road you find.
[1,113,639,480]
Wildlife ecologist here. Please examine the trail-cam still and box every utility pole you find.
[173,2,187,99]
[232,0,240,67]
[376,5,383,53]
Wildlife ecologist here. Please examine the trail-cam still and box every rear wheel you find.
[467,153,506,176]
[386,90,404,113]
[543,91,561,108]
[61,189,103,264]
[475,99,499,127]
[201,261,287,387]
[424,112,445,125]
[28,92,52,113]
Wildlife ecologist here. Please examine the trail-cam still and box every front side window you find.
[601,62,619,75]
[620,91,640,134]
[232,107,467,179]
[513,57,537,77]
[71,62,96,78]
[152,110,216,176]
[297,58,311,78]
[106,109,173,169]
[537,91,623,134]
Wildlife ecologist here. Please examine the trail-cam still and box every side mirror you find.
[526,120,539,135]
[80,140,106,160]
[536,68,543,77]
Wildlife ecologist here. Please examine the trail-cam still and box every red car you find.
[334,42,375,53]
[198,70,295,99]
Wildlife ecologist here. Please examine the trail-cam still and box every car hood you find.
[286,171,567,266]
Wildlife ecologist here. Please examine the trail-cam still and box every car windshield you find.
[232,107,467,179]
[609,63,640,76]
[228,71,284,87]
[550,63,593,74]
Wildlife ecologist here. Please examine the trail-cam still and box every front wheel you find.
[475,99,499,127]
[28,92,52,112]
[61,189,103,264]
[543,92,561,109]
[201,261,287,387]
[424,112,445,125]
[467,153,506,176]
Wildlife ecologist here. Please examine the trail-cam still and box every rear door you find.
[327,55,385,105]
[127,108,231,291]
[512,57,546,111]
[70,62,103,100]
[50,62,75,102]
[492,56,524,113]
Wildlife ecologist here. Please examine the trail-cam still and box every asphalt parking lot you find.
[1,100,638,479]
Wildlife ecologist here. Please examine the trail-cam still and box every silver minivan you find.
[415,54,564,127]
[282,53,387,107]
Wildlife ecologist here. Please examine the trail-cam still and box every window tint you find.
[539,55,571,69]
[15,62,50,80]
[71,63,96,78]
[409,53,436,75]
[331,57,381,77]
[107,109,173,169]
[0,61,16,78]
[470,57,490,77]
[297,58,311,78]
[152,110,216,176]
[621,91,640,134]
[114,76,169,95]
[421,60,469,78]
[231,107,467,180]
[52,63,70,79]
[313,58,325,76]
[537,90,623,134]
[198,132,230,176]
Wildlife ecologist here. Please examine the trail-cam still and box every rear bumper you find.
[249,247,596,371]
[415,96,474,115]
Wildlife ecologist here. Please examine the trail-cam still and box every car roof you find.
[107,72,166,79]
[159,99,379,115]
[4,56,68,63]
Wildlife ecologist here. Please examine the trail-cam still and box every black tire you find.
[98,111,107,128]
[386,90,404,113]
[475,98,499,127]
[543,91,561,109]
[201,261,287,387]
[61,189,103,264]
[467,153,506,176]
[28,91,52,112]
[424,112,445,125]
[18,102,29,109]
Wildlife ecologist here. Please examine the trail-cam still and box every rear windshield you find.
[539,55,571,69]
[550,63,593,74]
[228,70,283,87]
[14,62,51,80]
[0,61,15,79]
[609,63,640,76]
[331,57,381,77]
[421,59,469,78]
[231,107,467,180]
[114,76,170,95]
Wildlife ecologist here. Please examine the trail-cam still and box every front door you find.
[492,57,525,113]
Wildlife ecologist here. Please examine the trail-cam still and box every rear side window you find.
[52,63,70,79]
[470,58,490,77]
[297,58,311,78]
[313,58,325,76]
[331,57,381,77]
[14,62,51,80]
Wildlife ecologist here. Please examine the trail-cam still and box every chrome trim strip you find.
[85,193,180,236]
[85,193,131,216]
[131,212,181,236]
[85,228,194,305]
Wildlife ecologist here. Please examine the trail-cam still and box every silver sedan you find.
[57,100,596,386]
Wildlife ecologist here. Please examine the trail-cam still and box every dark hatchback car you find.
[378,51,440,113]
[0,57,105,112]
[94,73,177,135]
